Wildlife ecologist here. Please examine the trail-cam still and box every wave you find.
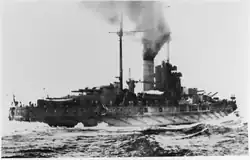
[2,111,248,158]
[2,110,246,136]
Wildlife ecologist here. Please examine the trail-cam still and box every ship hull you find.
[8,106,101,127]
[102,110,231,126]
[8,101,237,127]
[101,103,237,127]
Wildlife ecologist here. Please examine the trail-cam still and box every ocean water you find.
[1,111,249,158]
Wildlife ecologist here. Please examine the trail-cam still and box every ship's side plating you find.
[101,58,237,126]
[9,93,105,127]
[102,102,236,126]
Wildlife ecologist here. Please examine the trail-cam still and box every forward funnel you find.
[143,49,156,91]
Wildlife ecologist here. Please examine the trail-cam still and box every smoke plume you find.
[81,1,171,60]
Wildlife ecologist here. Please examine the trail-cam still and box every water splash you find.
[2,111,248,157]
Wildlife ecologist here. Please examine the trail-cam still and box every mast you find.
[128,68,131,80]
[167,41,170,63]
[166,33,171,63]
[109,13,145,91]
[119,13,123,90]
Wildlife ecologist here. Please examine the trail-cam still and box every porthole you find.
[139,107,143,114]
[159,107,163,112]
[191,106,198,111]
[201,106,206,111]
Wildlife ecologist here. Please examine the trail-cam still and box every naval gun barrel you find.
[206,92,212,96]
[71,88,102,93]
[197,90,205,93]
[211,92,218,97]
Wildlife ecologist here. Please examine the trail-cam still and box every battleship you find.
[8,15,237,128]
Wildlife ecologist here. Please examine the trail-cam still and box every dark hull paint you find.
[101,103,237,127]
[102,110,233,126]
[9,102,236,127]
[8,106,101,127]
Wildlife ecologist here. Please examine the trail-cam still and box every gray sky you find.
[1,0,249,117]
